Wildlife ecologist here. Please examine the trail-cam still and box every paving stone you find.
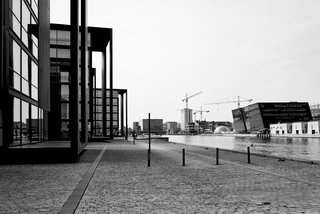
[1,140,320,213]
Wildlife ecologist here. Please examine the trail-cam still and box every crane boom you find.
[205,96,252,108]
[193,107,209,121]
[182,91,203,108]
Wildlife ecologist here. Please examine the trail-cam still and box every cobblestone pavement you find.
[1,140,320,213]
[0,143,103,214]
[76,140,320,214]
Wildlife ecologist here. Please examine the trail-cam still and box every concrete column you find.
[101,50,106,136]
[80,0,88,143]
[121,93,124,136]
[109,30,113,139]
[70,0,80,155]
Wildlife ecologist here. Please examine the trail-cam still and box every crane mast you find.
[193,107,209,121]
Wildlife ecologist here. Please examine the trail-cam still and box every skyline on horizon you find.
[51,0,320,126]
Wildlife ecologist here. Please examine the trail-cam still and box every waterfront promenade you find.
[1,139,320,213]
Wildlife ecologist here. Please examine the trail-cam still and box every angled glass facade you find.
[232,102,313,133]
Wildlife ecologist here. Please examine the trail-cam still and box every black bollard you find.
[182,148,185,166]
[216,148,219,165]
[148,149,151,167]
[247,146,250,164]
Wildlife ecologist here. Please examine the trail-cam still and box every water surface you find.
[165,135,320,161]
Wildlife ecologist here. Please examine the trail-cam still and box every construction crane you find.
[205,96,253,108]
[193,107,210,121]
[182,91,203,109]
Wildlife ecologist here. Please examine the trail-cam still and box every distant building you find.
[166,121,178,134]
[310,104,320,121]
[140,119,163,134]
[270,121,320,135]
[181,108,193,130]
[132,122,140,132]
[232,102,312,133]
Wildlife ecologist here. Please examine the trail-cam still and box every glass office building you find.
[232,102,313,133]
[92,89,127,137]
[49,24,128,140]
[0,0,50,147]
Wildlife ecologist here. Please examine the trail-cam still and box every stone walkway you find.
[1,139,320,213]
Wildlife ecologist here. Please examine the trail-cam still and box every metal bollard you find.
[148,149,150,167]
[247,146,250,164]
[216,148,219,165]
[182,148,185,166]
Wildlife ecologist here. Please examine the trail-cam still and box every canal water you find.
[165,135,320,161]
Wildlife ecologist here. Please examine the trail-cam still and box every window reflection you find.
[31,60,38,87]
[33,43,38,59]
[22,28,28,46]
[13,98,21,145]
[11,71,21,91]
[57,49,70,58]
[12,40,21,74]
[57,30,70,46]
[60,122,69,137]
[50,30,57,44]
[22,79,29,96]
[60,72,70,83]
[12,15,21,37]
[60,85,69,101]
[22,2,30,31]
[31,105,38,143]
[10,0,21,21]
[22,50,28,79]
[32,0,38,18]
[31,86,38,100]
[21,101,29,144]
[61,103,69,119]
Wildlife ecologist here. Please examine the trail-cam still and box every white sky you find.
[51,0,320,126]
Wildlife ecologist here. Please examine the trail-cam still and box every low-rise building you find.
[307,121,320,134]
[140,119,163,134]
[166,121,178,134]
[270,121,320,135]
[270,123,292,135]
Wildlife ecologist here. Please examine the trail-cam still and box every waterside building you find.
[232,102,312,133]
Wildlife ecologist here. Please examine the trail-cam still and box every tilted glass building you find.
[232,102,313,133]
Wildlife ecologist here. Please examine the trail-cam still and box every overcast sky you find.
[51,0,320,126]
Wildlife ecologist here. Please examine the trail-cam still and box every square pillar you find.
[70,0,80,155]
[81,0,88,143]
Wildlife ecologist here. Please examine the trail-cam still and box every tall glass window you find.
[9,0,21,37]
[13,98,21,146]
[21,49,28,79]
[31,60,38,86]
[60,85,69,101]
[31,105,38,143]
[12,40,21,74]
[21,101,29,144]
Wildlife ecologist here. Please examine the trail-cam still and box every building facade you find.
[132,122,140,132]
[166,121,178,134]
[49,24,127,141]
[310,104,320,121]
[92,88,127,137]
[140,119,163,134]
[270,121,320,135]
[0,0,50,147]
[232,102,313,133]
[181,108,193,130]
